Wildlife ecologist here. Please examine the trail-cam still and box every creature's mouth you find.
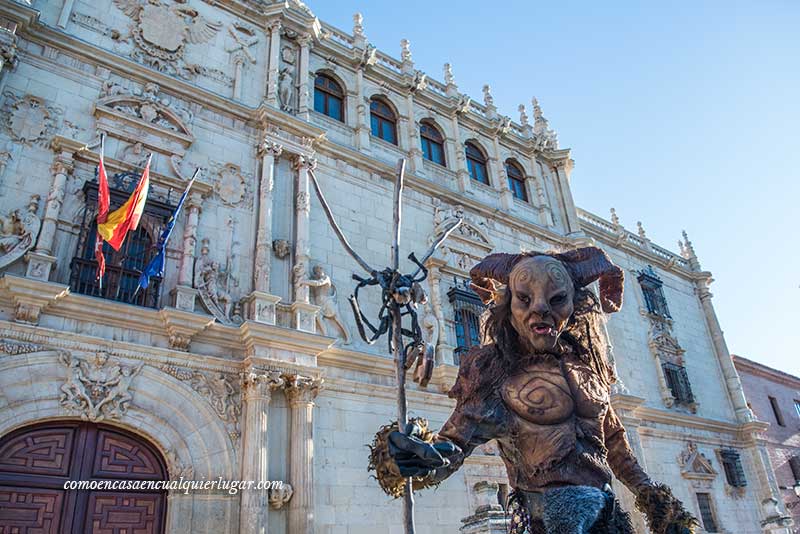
[531,323,555,336]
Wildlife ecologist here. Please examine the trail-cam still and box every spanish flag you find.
[94,134,110,282]
[98,154,152,251]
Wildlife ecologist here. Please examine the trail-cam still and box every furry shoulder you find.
[447,344,503,403]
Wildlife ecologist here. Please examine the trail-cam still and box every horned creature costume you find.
[369,246,698,534]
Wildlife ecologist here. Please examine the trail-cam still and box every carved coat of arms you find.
[113,0,222,70]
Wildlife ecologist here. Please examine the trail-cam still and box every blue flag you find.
[137,170,199,291]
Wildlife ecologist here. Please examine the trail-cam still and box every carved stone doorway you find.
[0,421,167,533]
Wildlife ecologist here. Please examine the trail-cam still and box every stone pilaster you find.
[284,374,322,534]
[291,155,319,332]
[459,481,507,534]
[171,191,202,311]
[695,277,753,423]
[551,159,582,236]
[406,92,424,175]
[232,54,245,101]
[57,0,74,28]
[0,18,19,75]
[266,20,281,106]
[239,369,285,534]
[354,67,371,150]
[243,140,283,325]
[27,151,72,280]
[297,34,312,120]
[426,258,455,365]
[451,113,470,193]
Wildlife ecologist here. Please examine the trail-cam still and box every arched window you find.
[505,159,528,202]
[370,97,397,145]
[313,74,344,122]
[465,141,489,185]
[420,120,446,166]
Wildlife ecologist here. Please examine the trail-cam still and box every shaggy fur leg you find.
[543,486,607,533]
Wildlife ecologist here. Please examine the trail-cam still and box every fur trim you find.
[367,417,440,498]
[543,486,607,533]
[635,483,699,534]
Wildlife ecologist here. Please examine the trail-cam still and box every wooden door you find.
[0,421,167,534]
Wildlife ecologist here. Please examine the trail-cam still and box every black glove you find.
[387,422,461,478]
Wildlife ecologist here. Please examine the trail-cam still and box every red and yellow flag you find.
[98,154,151,251]
[94,135,110,281]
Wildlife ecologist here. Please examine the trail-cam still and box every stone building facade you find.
[734,356,800,533]
[0,0,791,532]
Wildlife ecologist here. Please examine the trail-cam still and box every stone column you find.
[57,0,75,28]
[551,160,582,236]
[297,34,312,120]
[354,67,371,150]
[450,113,470,193]
[459,481,507,534]
[266,20,281,106]
[528,155,553,226]
[243,141,283,324]
[232,54,245,101]
[695,277,753,423]
[285,374,322,534]
[239,369,284,534]
[492,136,513,211]
[171,192,202,311]
[426,258,455,365]
[26,150,72,280]
[290,155,319,332]
[405,92,424,174]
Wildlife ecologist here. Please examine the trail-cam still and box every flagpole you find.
[96,133,106,291]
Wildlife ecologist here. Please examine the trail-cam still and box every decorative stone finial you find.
[518,104,529,126]
[610,207,620,227]
[681,230,701,270]
[637,221,647,240]
[444,63,455,86]
[400,39,412,63]
[482,84,494,107]
[353,13,364,38]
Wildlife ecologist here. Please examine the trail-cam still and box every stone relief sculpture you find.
[301,265,351,344]
[278,45,296,112]
[194,238,240,324]
[272,239,290,259]
[2,92,62,146]
[0,194,40,270]
[99,82,192,135]
[268,483,294,509]
[371,247,698,533]
[113,0,222,74]
[59,351,143,422]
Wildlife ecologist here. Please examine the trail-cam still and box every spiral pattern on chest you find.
[502,372,574,425]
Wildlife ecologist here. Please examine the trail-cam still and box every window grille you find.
[447,279,485,365]
[637,265,671,318]
[719,448,747,487]
[662,362,694,405]
[696,493,718,532]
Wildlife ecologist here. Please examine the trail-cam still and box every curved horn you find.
[469,253,524,304]
[554,246,624,313]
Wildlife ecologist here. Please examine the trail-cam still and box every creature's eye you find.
[550,293,567,306]
[516,293,530,305]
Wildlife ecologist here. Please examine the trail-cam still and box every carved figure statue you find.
[278,65,295,112]
[0,194,41,270]
[371,247,698,534]
[194,238,234,323]
[301,265,351,344]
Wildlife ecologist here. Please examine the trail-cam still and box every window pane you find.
[370,115,380,137]
[432,143,444,165]
[314,90,326,114]
[382,121,396,144]
[328,97,342,121]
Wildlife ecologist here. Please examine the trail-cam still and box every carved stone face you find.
[508,256,574,353]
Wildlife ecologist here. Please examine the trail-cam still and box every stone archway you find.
[0,420,168,534]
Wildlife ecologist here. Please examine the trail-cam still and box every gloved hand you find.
[387,421,461,478]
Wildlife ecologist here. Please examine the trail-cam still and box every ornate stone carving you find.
[283,373,323,404]
[272,239,290,259]
[678,441,717,489]
[269,483,294,509]
[100,82,192,135]
[165,449,194,480]
[0,195,40,270]
[0,338,47,355]
[59,351,143,422]
[2,92,61,146]
[295,191,310,213]
[532,97,558,150]
[226,22,258,65]
[160,364,241,442]
[194,238,241,325]
[300,265,351,344]
[113,0,222,74]
[214,163,247,206]
[278,45,296,112]
[242,369,284,398]
[431,200,493,273]
[482,84,494,107]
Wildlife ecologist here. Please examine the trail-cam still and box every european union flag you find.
[137,169,200,291]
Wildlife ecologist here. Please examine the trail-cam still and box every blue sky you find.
[307,1,799,375]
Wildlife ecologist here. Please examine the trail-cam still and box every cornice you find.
[733,355,800,386]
